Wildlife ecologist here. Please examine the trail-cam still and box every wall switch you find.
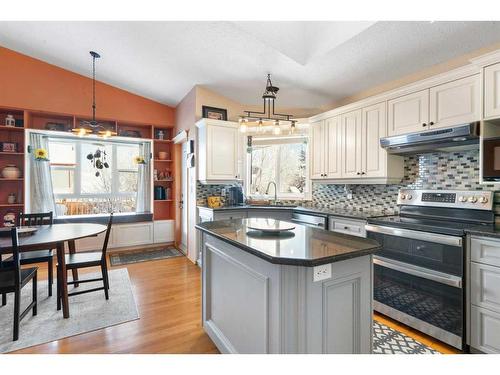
[313,264,332,282]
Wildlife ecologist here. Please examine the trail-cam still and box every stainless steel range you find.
[366,189,495,350]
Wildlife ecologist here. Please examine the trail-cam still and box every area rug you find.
[109,247,183,266]
[0,268,139,353]
[373,320,440,354]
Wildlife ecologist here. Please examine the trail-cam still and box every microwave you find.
[482,137,500,182]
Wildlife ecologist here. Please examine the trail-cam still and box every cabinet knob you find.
[422,123,427,127]
[429,122,434,126]
[356,172,361,175]
[361,172,366,175]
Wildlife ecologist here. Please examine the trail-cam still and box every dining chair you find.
[0,227,38,341]
[3,212,54,299]
[57,214,113,311]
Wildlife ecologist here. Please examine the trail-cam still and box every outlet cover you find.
[313,264,332,282]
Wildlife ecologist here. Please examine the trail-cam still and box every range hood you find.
[380,122,480,155]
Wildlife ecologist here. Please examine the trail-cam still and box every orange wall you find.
[0,47,174,126]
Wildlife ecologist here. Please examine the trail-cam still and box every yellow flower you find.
[134,156,145,164]
[35,148,48,160]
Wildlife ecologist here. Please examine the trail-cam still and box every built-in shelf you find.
[0,152,24,155]
[154,199,173,202]
[0,126,25,132]
[153,139,173,143]
[0,203,24,208]
[154,179,174,182]
[154,159,173,162]
[0,178,24,181]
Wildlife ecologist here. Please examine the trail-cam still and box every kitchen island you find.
[196,218,381,354]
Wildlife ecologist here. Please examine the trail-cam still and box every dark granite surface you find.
[196,218,381,266]
[197,205,392,220]
[465,224,500,239]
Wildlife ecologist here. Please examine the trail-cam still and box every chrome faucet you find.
[265,181,278,205]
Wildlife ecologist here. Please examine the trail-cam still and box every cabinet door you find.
[341,110,363,178]
[310,120,325,179]
[471,305,500,354]
[362,102,387,178]
[429,75,480,128]
[471,262,500,313]
[206,124,238,180]
[484,62,500,119]
[325,116,342,178]
[388,89,429,136]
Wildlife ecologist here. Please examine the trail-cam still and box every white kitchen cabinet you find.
[388,89,429,136]
[484,62,500,119]
[328,216,366,238]
[310,120,325,179]
[471,305,500,354]
[429,75,480,128]
[469,236,500,353]
[341,110,363,178]
[362,102,387,178]
[310,116,341,180]
[154,220,175,243]
[197,119,241,184]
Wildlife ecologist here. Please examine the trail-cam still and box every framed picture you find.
[1,142,18,153]
[202,106,227,121]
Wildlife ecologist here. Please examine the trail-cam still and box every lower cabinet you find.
[246,209,292,221]
[71,220,174,252]
[469,236,500,353]
[471,306,500,354]
[328,216,366,238]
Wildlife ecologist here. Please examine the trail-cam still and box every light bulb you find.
[257,119,263,133]
[290,121,296,134]
[78,128,87,137]
[240,122,247,133]
[273,120,281,135]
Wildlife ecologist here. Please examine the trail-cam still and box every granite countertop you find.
[465,224,500,239]
[196,218,381,266]
[197,204,394,220]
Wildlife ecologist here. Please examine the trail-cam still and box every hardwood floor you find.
[12,254,219,354]
[9,252,458,354]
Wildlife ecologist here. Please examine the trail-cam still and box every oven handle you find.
[373,255,462,288]
[365,224,462,247]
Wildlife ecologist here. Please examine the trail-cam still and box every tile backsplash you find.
[197,149,499,214]
[310,149,498,213]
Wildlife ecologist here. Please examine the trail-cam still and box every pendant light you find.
[72,51,117,137]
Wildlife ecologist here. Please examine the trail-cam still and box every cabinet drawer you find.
[214,210,247,221]
[471,305,500,354]
[471,237,500,267]
[329,217,366,238]
[471,262,500,313]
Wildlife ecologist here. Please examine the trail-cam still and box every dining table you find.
[0,223,107,318]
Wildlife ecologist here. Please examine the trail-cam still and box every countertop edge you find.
[196,224,380,267]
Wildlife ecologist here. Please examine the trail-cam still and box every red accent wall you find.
[0,47,174,126]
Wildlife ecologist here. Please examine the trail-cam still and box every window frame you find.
[244,134,311,201]
[25,129,152,216]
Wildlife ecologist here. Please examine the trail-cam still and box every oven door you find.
[373,257,463,349]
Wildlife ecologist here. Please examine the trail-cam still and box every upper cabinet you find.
[388,89,429,136]
[429,74,480,128]
[310,116,342,180]
[388,75,480,136]
[341,110,363,178]
[484,62,500,119]
[311,102,404,184]
[197,119,241,184]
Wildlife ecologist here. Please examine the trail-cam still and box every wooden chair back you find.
[101,213,114,260]
[17,212,53,227]
[0,228,21,290]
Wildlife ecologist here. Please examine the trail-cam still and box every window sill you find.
[54,212,153,224]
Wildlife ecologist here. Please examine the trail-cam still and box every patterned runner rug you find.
[373,320,440,354]
[110,247,183,266]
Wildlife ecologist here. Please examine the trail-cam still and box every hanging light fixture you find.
[240,74,294,133]
[72,51,117,137]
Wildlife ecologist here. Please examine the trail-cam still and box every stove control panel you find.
[398,189,493,210]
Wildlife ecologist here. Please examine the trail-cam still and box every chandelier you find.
[72,51,117,138]
[239,74,296,135]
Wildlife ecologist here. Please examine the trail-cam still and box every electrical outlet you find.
[347,192,353,200]
[313,264,332,282]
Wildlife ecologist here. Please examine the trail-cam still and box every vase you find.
[1,164,21,179]
[158,151,168,160]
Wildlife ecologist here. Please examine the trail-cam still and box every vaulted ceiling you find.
[1,21,500,110]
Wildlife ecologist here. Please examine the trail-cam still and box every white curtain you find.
[136,141,152,213]
[30,132,57,214]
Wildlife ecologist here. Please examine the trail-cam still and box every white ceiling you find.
[1,21,500,109]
